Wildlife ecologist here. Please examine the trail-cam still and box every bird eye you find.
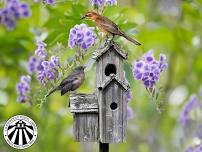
[87,14,92,17]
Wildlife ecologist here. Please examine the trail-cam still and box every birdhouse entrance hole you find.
[110,102,118,110]
[105,64,116,76]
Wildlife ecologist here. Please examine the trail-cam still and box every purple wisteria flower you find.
[89,0,117,6]
[126,89,134,120]
[194,144,202,151]
[133,50,168,88]
[28,56,38,74]
[185,146,194,152]
[180,94,198,127]
[36,57,60,84]
[127,89,132,102]
[0,0,31,30]
[27,41,60,84]
[90,0,105,6]
[35,40,48,59]
[68,24,96,50]
[195,122,202,138]
[44,0,55,4]
[105,0,117,5]
[50,56,60,67]
[185,144,202,152]
[127,106,134,120]
[28,41,47,74]
[16,75,31,102]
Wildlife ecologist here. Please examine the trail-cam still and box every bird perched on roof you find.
[81,11,141,46]
[46,66,86,97]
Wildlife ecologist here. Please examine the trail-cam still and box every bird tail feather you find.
[121,33,141,45]
[46,86,60,97]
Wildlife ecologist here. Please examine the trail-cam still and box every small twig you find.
[146,87,162,114]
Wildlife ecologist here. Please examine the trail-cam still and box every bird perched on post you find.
[46,66,86,97]
[81,11,141,46]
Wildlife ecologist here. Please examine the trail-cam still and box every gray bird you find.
[46,66,85,97]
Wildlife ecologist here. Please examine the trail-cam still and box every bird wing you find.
[97,16,122,35]
[61,83,72,96]
[59,70,80,87]
[60,73,84,96]
[71,73,85,91]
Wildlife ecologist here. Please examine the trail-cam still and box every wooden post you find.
[99,142,109,152]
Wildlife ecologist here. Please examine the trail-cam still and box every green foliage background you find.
[0,0,202,152]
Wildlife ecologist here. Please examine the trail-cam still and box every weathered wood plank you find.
[92,42,128,60]
[70,41,129,144]
[70,93,99,142]
[99,81,127,143]
[70,93,98,113]
[73,113,99,142]
[95,44,126,87]
[94,41,129,143]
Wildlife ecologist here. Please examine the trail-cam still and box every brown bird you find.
[81,11,141,45]
[46,66,85,97]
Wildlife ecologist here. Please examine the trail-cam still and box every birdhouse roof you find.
[92,41,128,60]
[98,74,130,91]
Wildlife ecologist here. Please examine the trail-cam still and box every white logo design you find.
[3,115,37,149]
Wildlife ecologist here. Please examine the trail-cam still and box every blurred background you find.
[0,0,202,151]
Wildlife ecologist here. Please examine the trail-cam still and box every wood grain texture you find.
[73,113,99,142]
[99,82,127,143]
[69,41,129,144]
[96,46,125,87]
[70,93,99,142]
[92,42,128,60]
[94,41,128,143]
[70,93,98,113]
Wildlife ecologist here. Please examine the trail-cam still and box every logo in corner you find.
[3,115,37,149]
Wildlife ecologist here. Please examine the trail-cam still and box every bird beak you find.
[81,16,86,20]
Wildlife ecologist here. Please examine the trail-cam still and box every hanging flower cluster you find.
[127,89,134,120]
[133,50,168,89]
[16,41,61,103]
[68,24,97,50]
[89,0,117,6]
[44,0,55,4]
[180,94,198,127]
[105,0,117,5]
[28,41,47,75]
[16,75,31,102]
[180,87,202,128]
[37,56,60,84]
[179,88,202,148]
[184,144,202,152]
[27,41,60,84]
[0,0,31,30]
[35,41,48,59]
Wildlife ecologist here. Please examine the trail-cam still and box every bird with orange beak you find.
[81,11,141,46]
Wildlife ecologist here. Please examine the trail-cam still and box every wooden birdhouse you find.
[93,42,128,85]
[69,41,130,150]
[93,42,130,143]
[69,93,99,142]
